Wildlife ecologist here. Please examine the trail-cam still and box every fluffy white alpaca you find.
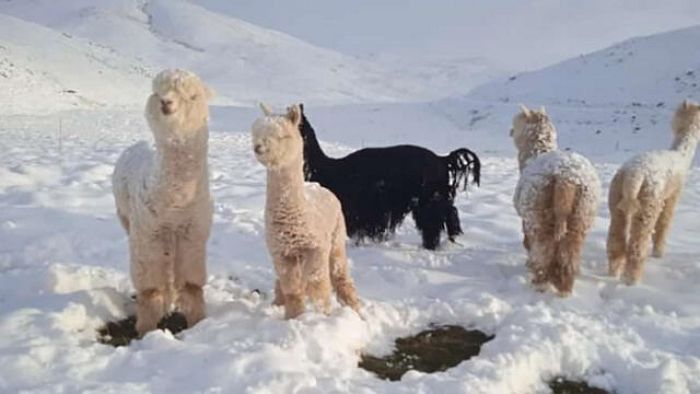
[512,105,600,296]
[252,103,360,319]
[112,69,214,335]
[607,100,700,285]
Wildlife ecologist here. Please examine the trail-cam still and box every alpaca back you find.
[515,151,600,226]
[112,141,154,221]
[614,149,690,209]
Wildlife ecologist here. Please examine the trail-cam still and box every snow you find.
[1,1,700,393]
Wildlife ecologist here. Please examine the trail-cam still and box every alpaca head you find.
[511,104,558,154]
[672,99,700,140]
[251,103,304,170]
[146,69,213,138]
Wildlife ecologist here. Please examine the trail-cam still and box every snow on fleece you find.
[514,151,601,220]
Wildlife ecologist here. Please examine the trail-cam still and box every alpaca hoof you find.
[284,308,304,320]
[532,281,549,293]
[272,298,285,307]
[272,293,285,306]
[135,318,159,338]
[622,274,640,286]
[284,295,305,319]
[183,309,205,329]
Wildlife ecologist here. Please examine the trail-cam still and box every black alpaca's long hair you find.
[298,104,481,250]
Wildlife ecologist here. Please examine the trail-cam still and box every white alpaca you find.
[112,69,214,335]
[252,103,360,319]
[607,100,700,285]
[512,105,600,296]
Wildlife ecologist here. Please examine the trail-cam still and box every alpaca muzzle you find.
[161,99,175,115]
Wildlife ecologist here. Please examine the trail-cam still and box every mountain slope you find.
[435,25,700,164]
[468,25,700,106]
[0,14,152,114]
[0,0,416,108]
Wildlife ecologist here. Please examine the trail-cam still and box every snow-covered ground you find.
[1,1,699,393]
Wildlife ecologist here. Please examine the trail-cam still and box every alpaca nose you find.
[161,99,174,115]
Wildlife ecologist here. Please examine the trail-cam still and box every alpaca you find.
[607,100,700,285]
[511,105,600,296]
[252,103,360,319]
[298,104,481,250]
[112,69,214,336]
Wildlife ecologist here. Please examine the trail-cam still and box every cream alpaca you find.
[252,103,360,319]
[112,69,214,335]
[512,105,600,296]
[607,100,700,285]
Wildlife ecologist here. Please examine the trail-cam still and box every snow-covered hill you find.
[0,0,418,112]
[469,25,700,106]
[0,14,153,114]
[436,25,700,165]
[194,0,700,95]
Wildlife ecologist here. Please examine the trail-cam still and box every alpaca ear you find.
[539,106,546,115]
[260,102,273,116]
[519,104,531,118]
[299,103,304,113]
[287,104,301,126]
[204,86,215,101]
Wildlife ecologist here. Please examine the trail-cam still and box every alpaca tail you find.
[552,179,579,241]
[615,171,643,216]
[446,148,481,194]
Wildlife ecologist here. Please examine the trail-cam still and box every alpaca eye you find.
[190,94,198,101]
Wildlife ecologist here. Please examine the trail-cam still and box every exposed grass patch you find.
[359,324,493,381]
[548,376,610,394]
[97,312,188,347]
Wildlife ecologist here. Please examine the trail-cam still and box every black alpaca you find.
[298,104,481,250]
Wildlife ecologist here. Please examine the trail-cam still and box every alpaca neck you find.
[266,157,306,218]
[518,140,557,171]
[301,117,330,167]
[152,127,209,207]
[671,132,699,166]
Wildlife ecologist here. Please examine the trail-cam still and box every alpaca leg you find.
[412,191,445,250]
[131,238,170,336]
[550,218,586,297]
[607,207,629,278]
[272,279,285,306]
[175,236,207,328]
[305,277,331,315]
[652,190,681,258]
[527,227,555,292]
[303,249,332,315]
[445,204,463,241]
[136,288,167,336]
[277,256,305,319]
[329,228,360,312]
[624,197,663,285]
[117,208,130,233]
[522,222,531,251]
